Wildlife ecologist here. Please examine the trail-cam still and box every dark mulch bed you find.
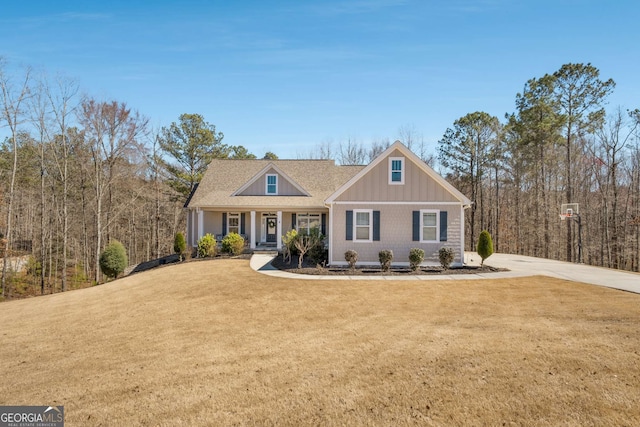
[271,254,508,276]
[126,253,252,275]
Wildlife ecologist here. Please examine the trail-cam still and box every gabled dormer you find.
[232,163,310,197]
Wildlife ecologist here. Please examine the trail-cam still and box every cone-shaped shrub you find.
[174,232,187,261]
[477,230,494,266]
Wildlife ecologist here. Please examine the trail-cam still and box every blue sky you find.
[1,0,639,159]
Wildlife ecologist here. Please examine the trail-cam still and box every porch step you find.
[252,250,279,256]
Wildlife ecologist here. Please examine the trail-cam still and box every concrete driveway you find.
[473,253,640,294]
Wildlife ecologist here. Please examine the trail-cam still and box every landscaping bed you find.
[270,254,507,276]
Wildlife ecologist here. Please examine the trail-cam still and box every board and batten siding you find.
[331,203,463,265]
[334,149,459,203]
[237,168,305,196]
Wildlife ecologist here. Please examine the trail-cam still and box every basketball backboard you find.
[560,203,579,220]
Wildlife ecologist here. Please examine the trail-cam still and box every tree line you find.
[283,63,640,272]
[0,59,265,298]
[438,63,639,271]
[1,59,638,300]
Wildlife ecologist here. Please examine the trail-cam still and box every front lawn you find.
[0,259,638,425]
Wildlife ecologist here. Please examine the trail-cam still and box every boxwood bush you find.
[378,249,393,272]
[344,250,358,269]
[409,248,425,271]
[99,240,128,279]
[438,247,455,270]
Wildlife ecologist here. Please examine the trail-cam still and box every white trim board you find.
[330,201,464,205]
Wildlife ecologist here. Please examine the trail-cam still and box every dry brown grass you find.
[1,259,639,426]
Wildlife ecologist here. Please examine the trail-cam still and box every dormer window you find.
[266,174,278,194]
[389,157,404,185]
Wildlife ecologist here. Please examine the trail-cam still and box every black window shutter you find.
[345,210,353,241]
[412,211,420,241]
[222,213,227,235]
[321,213,327,236]
[240,213,246,235]
[440,211,448,241]
[373,211,380,241]
[291,213,296,230]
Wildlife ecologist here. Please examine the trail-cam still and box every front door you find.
[266,216,277,243]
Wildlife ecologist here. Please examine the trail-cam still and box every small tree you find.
[477,230,494,267]
[344,250,358,270]
[221,232,245,255]
[378,249,393,272]
[438,247,455,270]
[197,233,217,258]
[99,240,128,280]
[174,232,187,261]
[409,248,425,271]
[294,227,323,268]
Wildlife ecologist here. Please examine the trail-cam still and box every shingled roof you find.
[186,159,365,209]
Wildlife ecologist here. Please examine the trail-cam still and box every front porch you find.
[189,209,327,250]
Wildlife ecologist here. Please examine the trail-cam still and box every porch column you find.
[460,205,466,266]
[250,211,256,249]
[328,204,333,265]
[197,209,204,241]
[276,211,282,250]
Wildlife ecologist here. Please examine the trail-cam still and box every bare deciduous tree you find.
[0,59,31,297]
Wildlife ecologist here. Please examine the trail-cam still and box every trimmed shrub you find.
[99,240,128,279]
[197,233,217,258]
[309,243,327,265]
[439,247,455,270]
[378,249,393,272]
[477,230,494,266]
[409,248,425,271]
[174,232,187,261]
[222,232,245,256]
[344,250,358,269]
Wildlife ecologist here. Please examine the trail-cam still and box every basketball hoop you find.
[560,203,578,220]
[559,202,583,264]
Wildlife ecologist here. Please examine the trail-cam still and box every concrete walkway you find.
[250,252,640,294]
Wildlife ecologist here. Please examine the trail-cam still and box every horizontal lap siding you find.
[332,204,462,265]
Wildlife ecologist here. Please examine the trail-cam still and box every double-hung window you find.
[421,210,438,242]
[389,157,404,184]
[266,174,277,195]
[354,210,372,241]
[228,212,240,234]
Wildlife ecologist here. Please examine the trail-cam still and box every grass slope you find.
[1,259,639,426]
